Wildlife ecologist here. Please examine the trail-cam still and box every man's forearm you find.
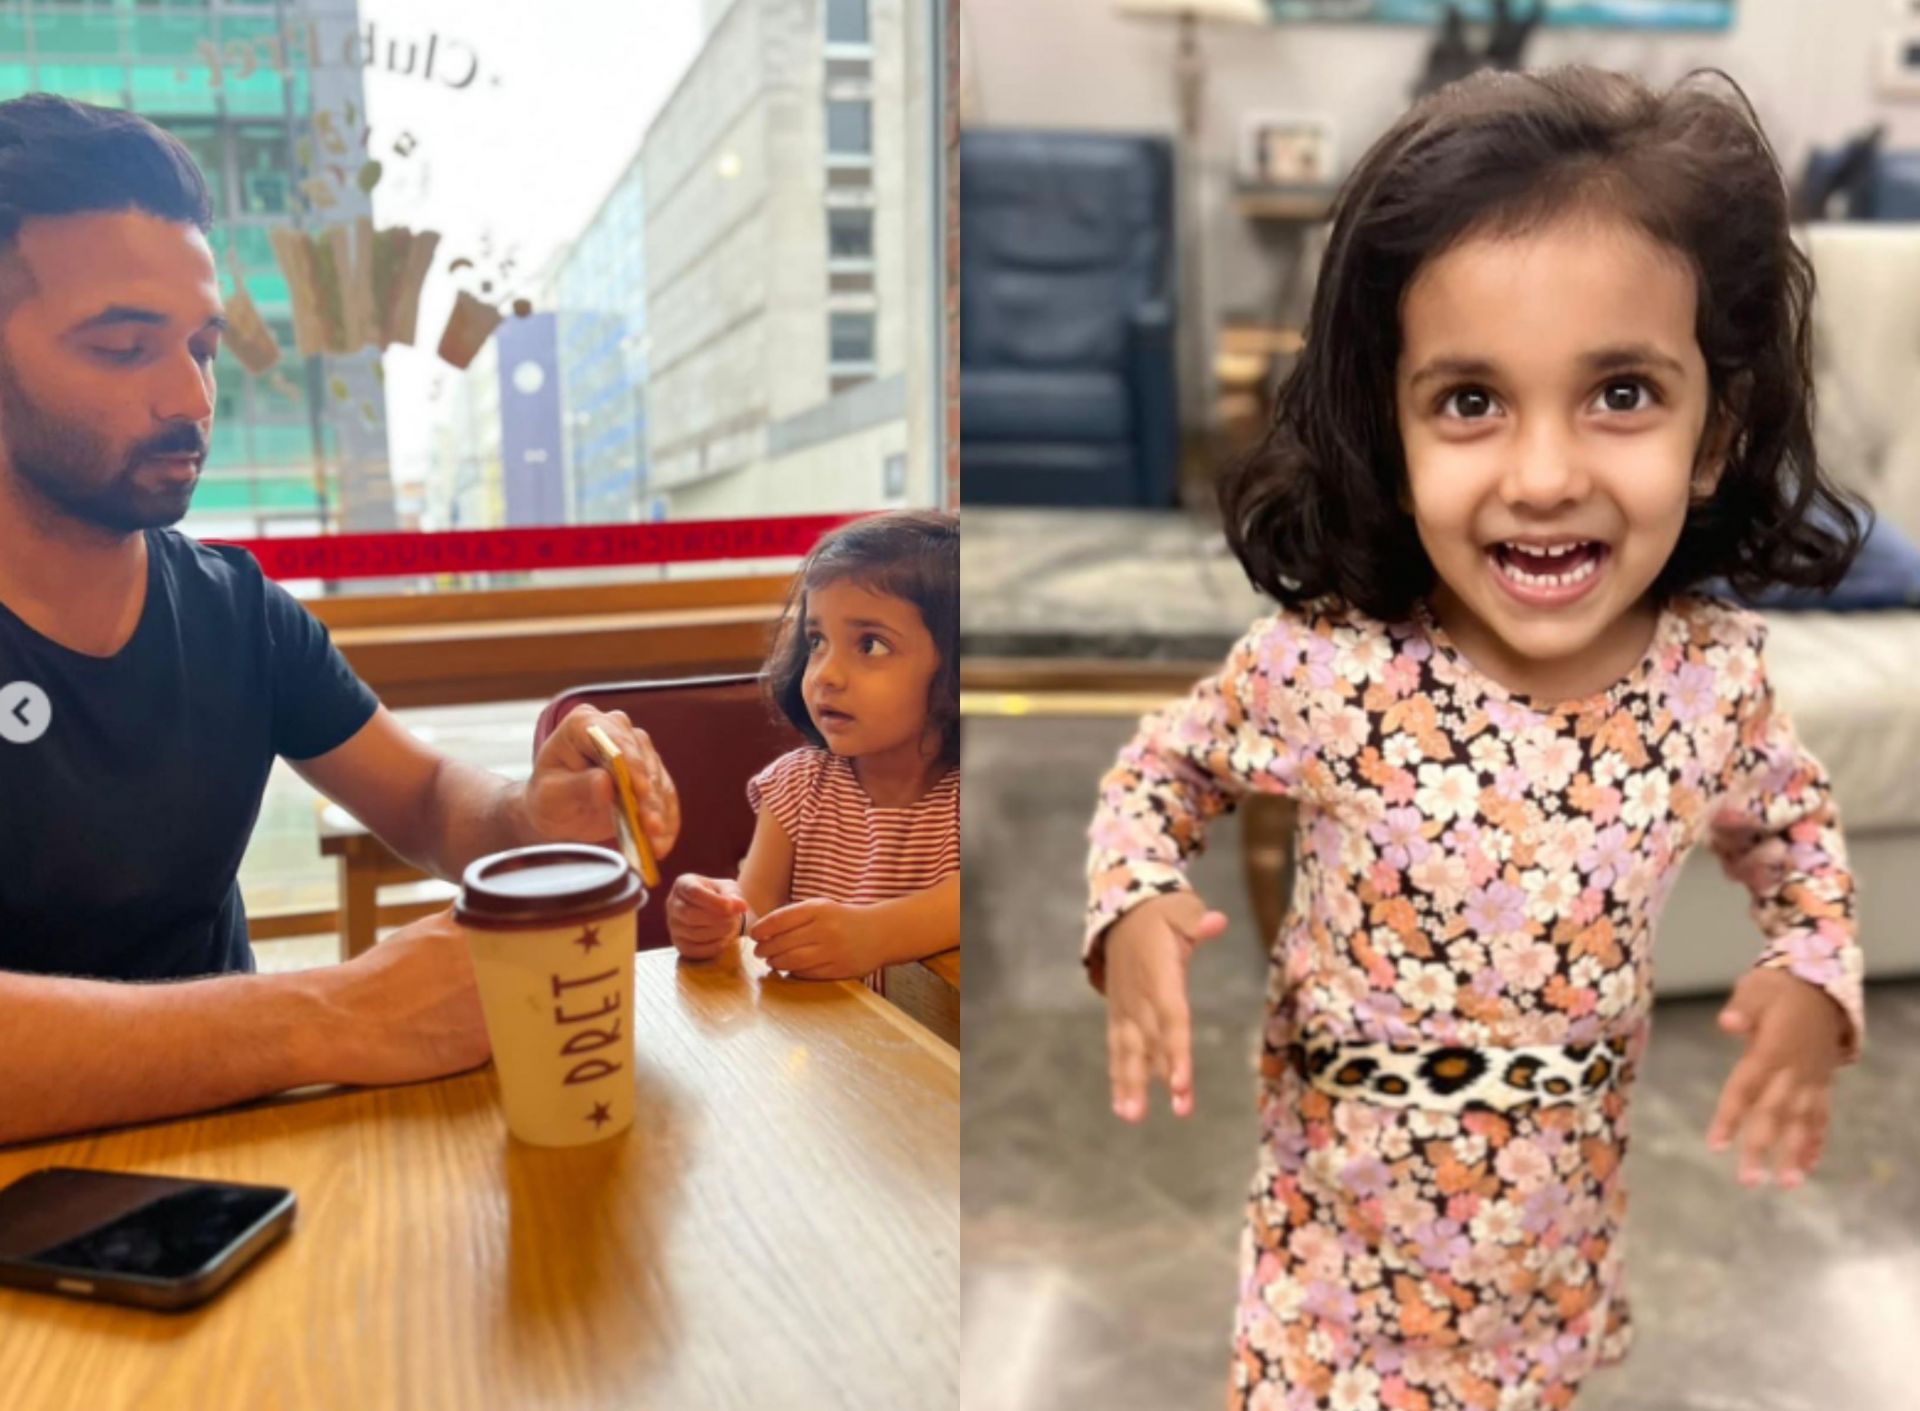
[409,759,538,881]
[0,968,320,1147]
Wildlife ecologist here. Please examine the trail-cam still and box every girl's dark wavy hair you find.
[765,510,960,768]
[1219,65,1867,621]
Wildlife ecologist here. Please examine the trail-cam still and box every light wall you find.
[962,0,1920,363]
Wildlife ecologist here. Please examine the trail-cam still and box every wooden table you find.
[889,948,961,1048]
[0,945,959,1411]
[315,808,962,1042]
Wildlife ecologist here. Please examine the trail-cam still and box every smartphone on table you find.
[0,1167,295,1311]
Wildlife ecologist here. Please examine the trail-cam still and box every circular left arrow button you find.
[0,682,51,744]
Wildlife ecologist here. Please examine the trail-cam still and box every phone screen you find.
[0,1169,290,1281]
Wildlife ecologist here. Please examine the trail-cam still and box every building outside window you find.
[826,97,871,157]
[826,0,870,46]
[830,310,876,365]
[828,206,874,262]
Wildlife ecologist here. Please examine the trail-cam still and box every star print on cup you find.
[573,924,602,954]
[0,682,51,745]
[587,1102,614,1129]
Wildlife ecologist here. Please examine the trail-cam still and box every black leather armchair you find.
[960,130,1180,506]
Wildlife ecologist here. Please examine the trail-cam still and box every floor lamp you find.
[1117,0,1268,475]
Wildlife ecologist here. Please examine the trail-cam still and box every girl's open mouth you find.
[815,707,856,731]
[1486,540,1609,606]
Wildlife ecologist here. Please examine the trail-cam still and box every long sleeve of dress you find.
[1084,615,1321,981]
[1709,622,1865,1059]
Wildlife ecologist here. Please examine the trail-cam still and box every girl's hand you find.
[667,874,748,960]
[748,899,887,980]
[1707,968,1848,1187]
[1104,893,1227,1123]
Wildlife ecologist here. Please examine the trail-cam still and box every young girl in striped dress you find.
[1089,68,1866,1409]
[667,510,959,988]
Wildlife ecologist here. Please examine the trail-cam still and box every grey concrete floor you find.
[962,715,1920,1411]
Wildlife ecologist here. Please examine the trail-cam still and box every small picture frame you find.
[1881,26,1920,99]
[1239,113,1336,187]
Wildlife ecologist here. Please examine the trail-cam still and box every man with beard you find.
[0,96,683,1143]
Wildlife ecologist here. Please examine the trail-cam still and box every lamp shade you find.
[1117,0,1269,23]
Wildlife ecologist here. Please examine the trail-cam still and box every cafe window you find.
[826,0,870,47]
[825,98,871,158]
[234,124,288,216]
[33,64,124,107]
[830,310,875,366]
[4,0,945,598]
[31,8,124,58]
[128,59,216,115]
[827,206,873,262]
[168,120,227,218]
[131,10,206,60]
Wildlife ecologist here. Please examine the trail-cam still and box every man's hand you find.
[748,899,890,981]
[1104,893,1227,1123]
[1707,967,1848,1188]
[305,909,491,1087]
[668,874,749,961]
[0,907,497,1145]
[524,706,680,858]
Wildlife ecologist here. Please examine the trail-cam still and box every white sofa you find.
[1655,223,1920,993]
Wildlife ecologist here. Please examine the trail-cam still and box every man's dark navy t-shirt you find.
[0,530,378,980]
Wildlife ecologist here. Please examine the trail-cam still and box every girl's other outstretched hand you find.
[1104,893,1228,1123]
[1707,968,1847,1188]
[667,873,748,961]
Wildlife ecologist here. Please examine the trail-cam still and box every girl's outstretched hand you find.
[1707,967,1848,1188]
[749,898,889,980]
[667,873,749,960]
[1103,893,1228,1123]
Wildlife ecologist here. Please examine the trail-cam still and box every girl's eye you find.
[1439,387,1498,420]
[805,632,825,652]
[90,346,143,366]
[1595,379,1654,414]
[860,635,893,657]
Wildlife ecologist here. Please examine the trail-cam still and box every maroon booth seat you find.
[533,673,805,954]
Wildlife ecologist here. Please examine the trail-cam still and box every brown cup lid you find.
[456,844,645,930]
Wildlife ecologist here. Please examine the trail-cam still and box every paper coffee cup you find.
[455,844,646,1147]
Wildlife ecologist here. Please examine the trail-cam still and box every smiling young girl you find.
[1086,68,1867,1408]
[668,510,959,987]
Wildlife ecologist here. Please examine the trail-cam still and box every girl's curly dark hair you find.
[765,510,960,768]
[1219,65,1867,621]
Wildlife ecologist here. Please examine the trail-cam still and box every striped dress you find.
[748,747,960,990]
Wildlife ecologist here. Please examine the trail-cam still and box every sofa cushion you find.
[1763,608,1920,833]
[1705,506,1920,610]
[1801,223,1920,544]
[961,368,1132,443]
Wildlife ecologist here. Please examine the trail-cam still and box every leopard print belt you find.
[1293,1034,1632,1113]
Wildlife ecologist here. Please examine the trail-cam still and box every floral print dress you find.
[1085,594,1864,1411]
